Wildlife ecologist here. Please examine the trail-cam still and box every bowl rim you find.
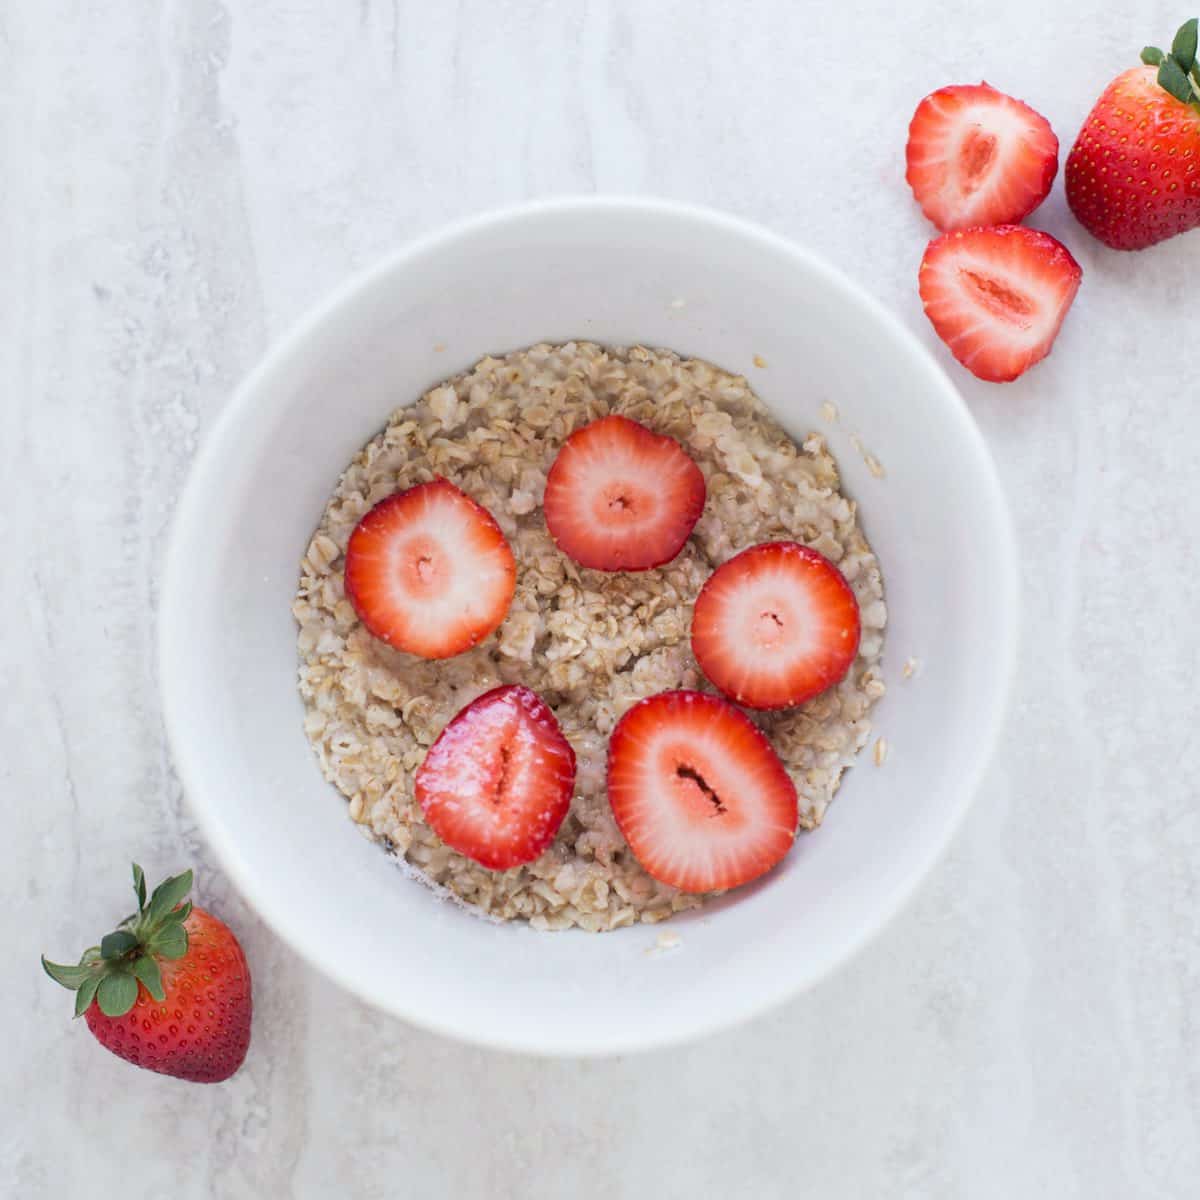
[159,195,1019,1055]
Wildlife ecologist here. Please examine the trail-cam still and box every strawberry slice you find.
[543,414,706,571]
[918,225,1082,383]
[906,83,1059,231]
[415,685,576,870]
[691,542,861,711]
[344,478,516,659]
[607,690,798,893]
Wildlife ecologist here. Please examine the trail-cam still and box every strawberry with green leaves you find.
[1066,18,1200,250]
[42,865,251,1084]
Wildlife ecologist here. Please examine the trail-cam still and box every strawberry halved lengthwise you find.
[607,690,799,894]
[918,225,1082,383]
[343,477,516,659]
[543,414,706,571]
[905,82,1059,231]
[415,685,577,870]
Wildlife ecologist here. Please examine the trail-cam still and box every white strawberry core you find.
[753,608,786,649]
[385,497,506,624]
[653,739,750,829]
[956,263,1036,328]
[671,760,728,821]
[400,534,449,595]
[592,476,655,528]
[604,488,632,513]
[958,127,997,192]
[729,574,824,676]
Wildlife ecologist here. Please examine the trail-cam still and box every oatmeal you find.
[293,342,886,931]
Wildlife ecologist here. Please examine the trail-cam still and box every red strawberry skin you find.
[84,907,251,1084]
[607,690,798,893]
[416,685,576,870]
[543,414,706,571]
[918,225,1082,383]
[906,82,1059,232]
[691,542,860,710]
[344,477,516,659]
[1066,66,1200,251]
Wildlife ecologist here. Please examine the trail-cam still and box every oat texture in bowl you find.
[294,342,886,931]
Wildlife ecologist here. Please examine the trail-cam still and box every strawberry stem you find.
[1149,18,1200,115]
[42,865,193,1018]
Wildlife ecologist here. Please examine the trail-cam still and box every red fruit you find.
[691,542,861,711]
[1066,62,1200,251]
[543,414,706,571]
[918,225,1082,382]
[42,866,251,1084]
[607,690,798,893]
[905,82,1059,231]
[344,477,516,659]
[415,685,576,870]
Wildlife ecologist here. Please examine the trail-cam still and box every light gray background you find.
[5,2,1198,1196]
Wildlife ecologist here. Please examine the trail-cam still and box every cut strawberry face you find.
[691,542,860,711]
[906,83,1059,231]
[607,690,798,893]
[918,225,1082,383]
[543,414,706,571]
[416,685,576,870]
[343,478,516,659]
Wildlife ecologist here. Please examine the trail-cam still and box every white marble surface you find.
[5,1,1199,1195]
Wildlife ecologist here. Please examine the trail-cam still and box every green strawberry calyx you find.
[1142,18,1200,113]
[41,864,194,1019]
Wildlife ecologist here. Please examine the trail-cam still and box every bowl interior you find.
[160,200,1015,1055]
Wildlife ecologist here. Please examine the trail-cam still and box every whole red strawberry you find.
[42,865,251,1083]
[1066,18,1200,250]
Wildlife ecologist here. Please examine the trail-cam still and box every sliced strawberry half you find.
[344,477,516,659]
[918,225,1082,383]
[543,414,706,571]
[691,542,861,711]
[906,83,1059,231]
[416,685,576,870]
[607,690,798,893]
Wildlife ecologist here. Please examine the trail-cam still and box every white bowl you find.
[160,198,1017,1056]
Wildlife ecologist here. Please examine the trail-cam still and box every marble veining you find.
[4,1,1199,1196]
